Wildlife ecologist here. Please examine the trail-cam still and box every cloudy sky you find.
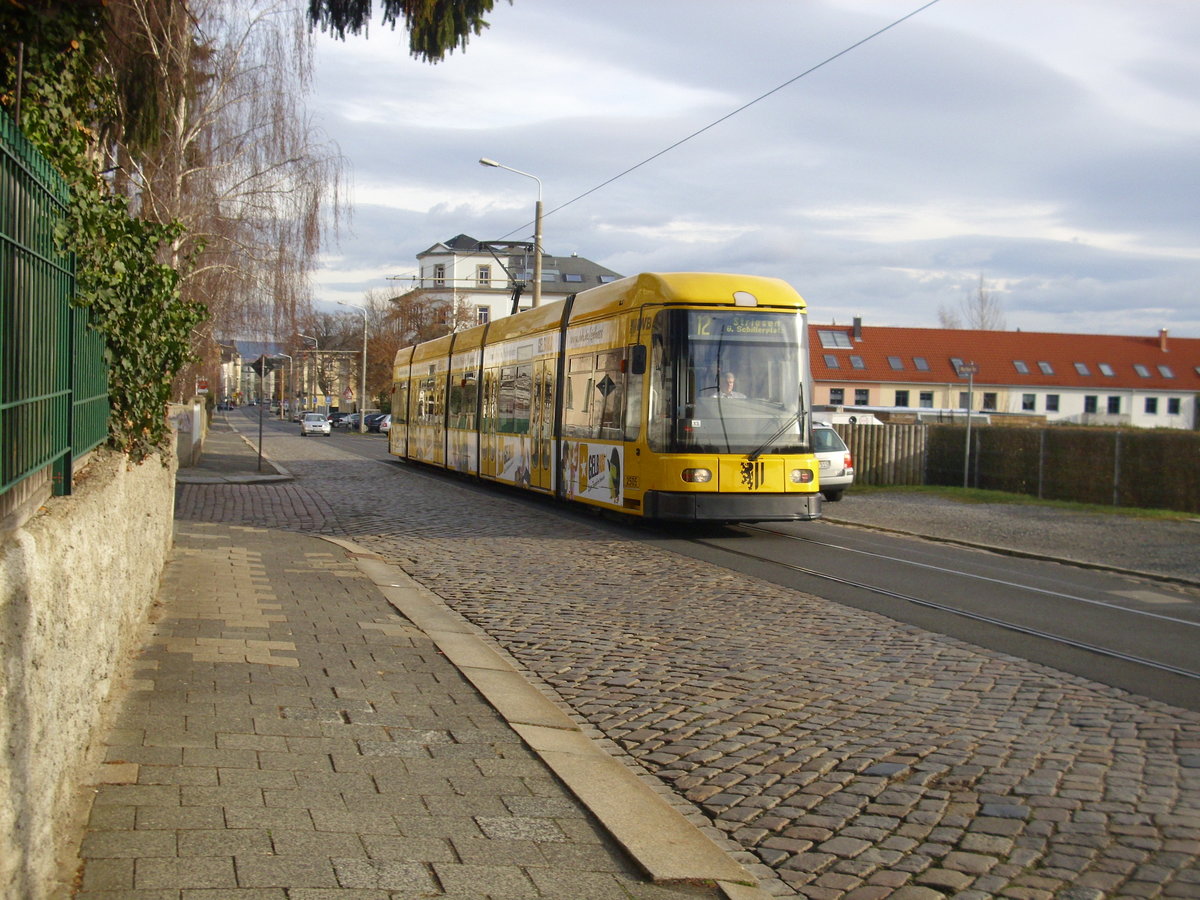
[307,0,1200,337]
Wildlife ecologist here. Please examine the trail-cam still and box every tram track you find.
[686,522,1200,694]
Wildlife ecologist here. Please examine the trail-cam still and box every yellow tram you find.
[389,272,823,522]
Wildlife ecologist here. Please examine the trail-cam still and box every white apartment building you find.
[404,234,623,325]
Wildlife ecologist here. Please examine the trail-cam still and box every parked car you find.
[812,422,854,501]
[377,414,391,433]
[340,413,361,430]
[299,412,331,436]
[327,411,348,427]
[365,413,388,432]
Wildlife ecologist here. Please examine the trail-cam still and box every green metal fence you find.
[1,110,108,501]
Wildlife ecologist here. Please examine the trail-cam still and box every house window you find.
[1038,361,1054,375]
[476,305,490,325]
[913,357,930,371]
[1168,398,1181,415]
[1084,396,1098,414]
[1013,360,1029,374]
[1046,394,1060,412]
[1074,362,1090,376]
[563,273,584,283]
[1145,397,1158,414]
[1022,393,1036,411]
[824,354,840,368]
[1134,364,1150,377]
[476,264,491,286]
[950,356,963,372]
[1099,363,1115,377]
[982,392,997,411]
[854,389,869,405]
[1107,396,1121,414]
[1158,365,1175,378]
[958,392,969,408]
[894,390,909,407]
[818,329,852,349]
[919,391,933,408]
[432,263,446,286]
[829,388,845,405]
[887,356,904,370]
[849,355,866,369]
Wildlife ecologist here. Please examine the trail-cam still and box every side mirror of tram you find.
[629,345,647,375]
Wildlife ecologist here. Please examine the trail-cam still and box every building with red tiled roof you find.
[809,319,1199,429]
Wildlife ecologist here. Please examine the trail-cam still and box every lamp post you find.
[300,334,318,412]
[479,157,542,307]
[957,362,978,488]
[337,302,367,433]
[275,353,292,419]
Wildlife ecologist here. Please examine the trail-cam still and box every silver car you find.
[812,423,854,501]
[299,412,331,436]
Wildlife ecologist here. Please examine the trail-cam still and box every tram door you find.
[530,359,554,490]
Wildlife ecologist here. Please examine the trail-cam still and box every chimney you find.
[852,316,862,342]
[1159,327,1169,352]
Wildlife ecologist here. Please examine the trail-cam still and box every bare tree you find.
[102,0,346,398]
[938,273,1007,330]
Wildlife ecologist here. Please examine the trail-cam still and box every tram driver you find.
[711,371,746,399]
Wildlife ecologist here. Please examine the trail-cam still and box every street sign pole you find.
[957,362,979,488]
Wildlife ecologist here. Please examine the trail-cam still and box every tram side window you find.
[481,369,498,434]
[594,350,624,438]
[418,375,440,424]
[513,364,532,435]
[498,364,533,434]
[563,354,593,437]
[624,344,642,442]
[393,381,409,425]
[498,366,516,432]
[449,371,477,429]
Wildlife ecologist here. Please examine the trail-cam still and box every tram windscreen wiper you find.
[747,410,804,461]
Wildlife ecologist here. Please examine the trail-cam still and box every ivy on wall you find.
[3,4,207,463]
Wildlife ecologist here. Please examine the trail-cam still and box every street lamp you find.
[300,334,319,412]
[337,302,367,433]
[274,353,292,419]
[957,361,978,488]
[479,157,543,307]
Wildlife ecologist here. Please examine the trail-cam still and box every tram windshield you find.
[647,309,811,455]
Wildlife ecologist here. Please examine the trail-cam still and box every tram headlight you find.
[790,468,815,484]
[681,468,712,483]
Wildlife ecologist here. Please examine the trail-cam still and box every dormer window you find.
[1013,360,1029,374]
[1074,362,1090,375]
[818,329,852,349]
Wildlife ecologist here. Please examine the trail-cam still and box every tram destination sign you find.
[692,312,788,339]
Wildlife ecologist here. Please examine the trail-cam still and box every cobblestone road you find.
[178,429,1200,899]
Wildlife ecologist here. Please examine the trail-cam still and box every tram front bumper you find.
[642,490,822,523]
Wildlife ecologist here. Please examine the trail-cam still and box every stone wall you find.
[0,449,176,899]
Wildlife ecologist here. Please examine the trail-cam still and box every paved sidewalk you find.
[70,421,769,899]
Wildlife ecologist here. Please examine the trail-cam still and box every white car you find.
[812,423,854,501]
[299,412,331,436]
